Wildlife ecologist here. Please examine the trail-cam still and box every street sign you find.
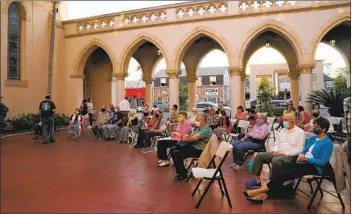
[205,88,218,96]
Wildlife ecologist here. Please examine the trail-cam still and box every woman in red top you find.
[296,105,311,129]
[214,110,232,134]
[233,106,248,133]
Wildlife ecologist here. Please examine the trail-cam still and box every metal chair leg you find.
[221,178,232,208]
[192,178,203,196]
[333,181,345,208]
[195,180,215,209]
[294,178,302,192]
[307,178,323,209]
[217,180,224,196]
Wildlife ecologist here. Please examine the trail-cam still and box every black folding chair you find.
[294,163,345,209]
[243,133,271,164]
[191,142,233,208]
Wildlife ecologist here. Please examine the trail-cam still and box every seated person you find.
[207,108,220,130]
[231,114,270,170]
[157,111,192,167]
[244,113,305,188]
[216,104,224,115]
[134,109,165,149]
[69,108,82,139]
[92,105,111,139]
[119,109,139,144]
[103,106,123,140]
[247,109,258,129]
[296,106,311,129]
[304,110,320,138]
[170,104,179,123]
[233,106,247,133]
[214,110,231,134]
[171,113,212,182]
[276,104,295,130]
[189,107,198,125]
[244,117,333,203]
[142,104,151,121]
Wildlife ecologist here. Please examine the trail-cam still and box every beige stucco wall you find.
[1,1,350,117]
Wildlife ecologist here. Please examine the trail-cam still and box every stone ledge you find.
[4,80,28,88]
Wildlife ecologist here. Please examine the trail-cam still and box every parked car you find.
[196,102,231,117]
[249,100,289,116]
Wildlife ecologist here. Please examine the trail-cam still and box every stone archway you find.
[75,42,115,110]
[118,33,170,106]
[239,20,303,111]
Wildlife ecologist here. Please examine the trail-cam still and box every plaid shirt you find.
[344,97,351,134]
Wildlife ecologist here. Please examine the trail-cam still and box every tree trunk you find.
[47,1,58,95]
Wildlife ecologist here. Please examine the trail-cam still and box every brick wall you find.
[153,85,225,104]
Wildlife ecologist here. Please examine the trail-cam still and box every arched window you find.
[7,3,21,80]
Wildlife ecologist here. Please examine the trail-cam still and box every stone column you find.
[167,71,180,109]
[298,64,315,114]
[145,81,153,107]
[188,76,197,111]
[240,74,246,107]
[229,67,242,118]
[289,73,299,108]
[115,73,126,106]
[346,70,351,88]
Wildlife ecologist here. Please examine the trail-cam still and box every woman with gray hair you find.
[231,113,270,171]
[118,109,139,144]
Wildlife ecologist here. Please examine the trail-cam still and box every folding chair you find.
[294,163,345,209]
[267,117,277,142]
[191,141,233,208]
[224,120,250,142]
[327,116,348,143]
[243,133,271,169]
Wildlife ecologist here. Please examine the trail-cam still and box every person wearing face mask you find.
[156,111,192,167]
[119,109,139,144]
[276,104,295,131]
[134,109,166,151]
[68,108,83,140]
[92,105,111,139]
[214,110,231,134]
[170,113,213,182]
[207,108,220,130]
[244,113,305,188]
[102,106,123,140]
[244,117,333,204]
[231,114,270,171]
[304,110,320,135]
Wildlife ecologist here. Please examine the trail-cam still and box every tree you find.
[179,82,188,111]
[334,74,347,91]
[307,88,350,117]
[47,1,59,95]
[135,65,142,72]
[256,77,274,116]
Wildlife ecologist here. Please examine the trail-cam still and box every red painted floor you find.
[1,130,350,214]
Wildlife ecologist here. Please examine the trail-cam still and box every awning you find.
[125,88,145,98]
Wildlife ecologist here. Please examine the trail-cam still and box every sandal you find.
[157,160,163,164]
[158,161,170,167]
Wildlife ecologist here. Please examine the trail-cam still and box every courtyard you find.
[1,129,350,214]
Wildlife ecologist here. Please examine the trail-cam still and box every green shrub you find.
[1,113,70,136]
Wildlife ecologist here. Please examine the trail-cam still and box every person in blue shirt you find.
[244,117,333,204]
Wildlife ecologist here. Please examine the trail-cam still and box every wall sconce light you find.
[330,39,336,46]
[157,49,162,55]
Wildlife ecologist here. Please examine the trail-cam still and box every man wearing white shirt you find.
[119,97,131,111]
[244,113,305,188]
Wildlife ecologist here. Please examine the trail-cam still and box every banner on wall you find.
[205,88,218,96]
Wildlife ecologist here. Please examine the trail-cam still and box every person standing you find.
[87,98,94,128]
[80,99,88,128]
[39,94,56,144]
[119,97,131,112]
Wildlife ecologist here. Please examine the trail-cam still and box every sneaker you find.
[174,174,188,183]
[142,148,152,153]
[234,165,245,171]
[244,179,261,188]
[230,163,237,169]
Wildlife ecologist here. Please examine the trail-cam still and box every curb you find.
[0,127,68,139]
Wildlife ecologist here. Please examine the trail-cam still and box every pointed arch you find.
[173,26,235,71]
[118,32,170,75]
[310,12,350,57]
[237,19,303,67]
[74,38,117,76]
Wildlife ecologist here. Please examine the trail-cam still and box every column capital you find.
[288,72,300,80]
[166,70,181,79]
[297,63,315,74]
[228,66,242,77]
[113,72,128,80]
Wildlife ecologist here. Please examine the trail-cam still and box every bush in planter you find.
[2,113,70,135]
[0,102,9,131]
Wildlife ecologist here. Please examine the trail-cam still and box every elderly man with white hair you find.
[231,113,270,170]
